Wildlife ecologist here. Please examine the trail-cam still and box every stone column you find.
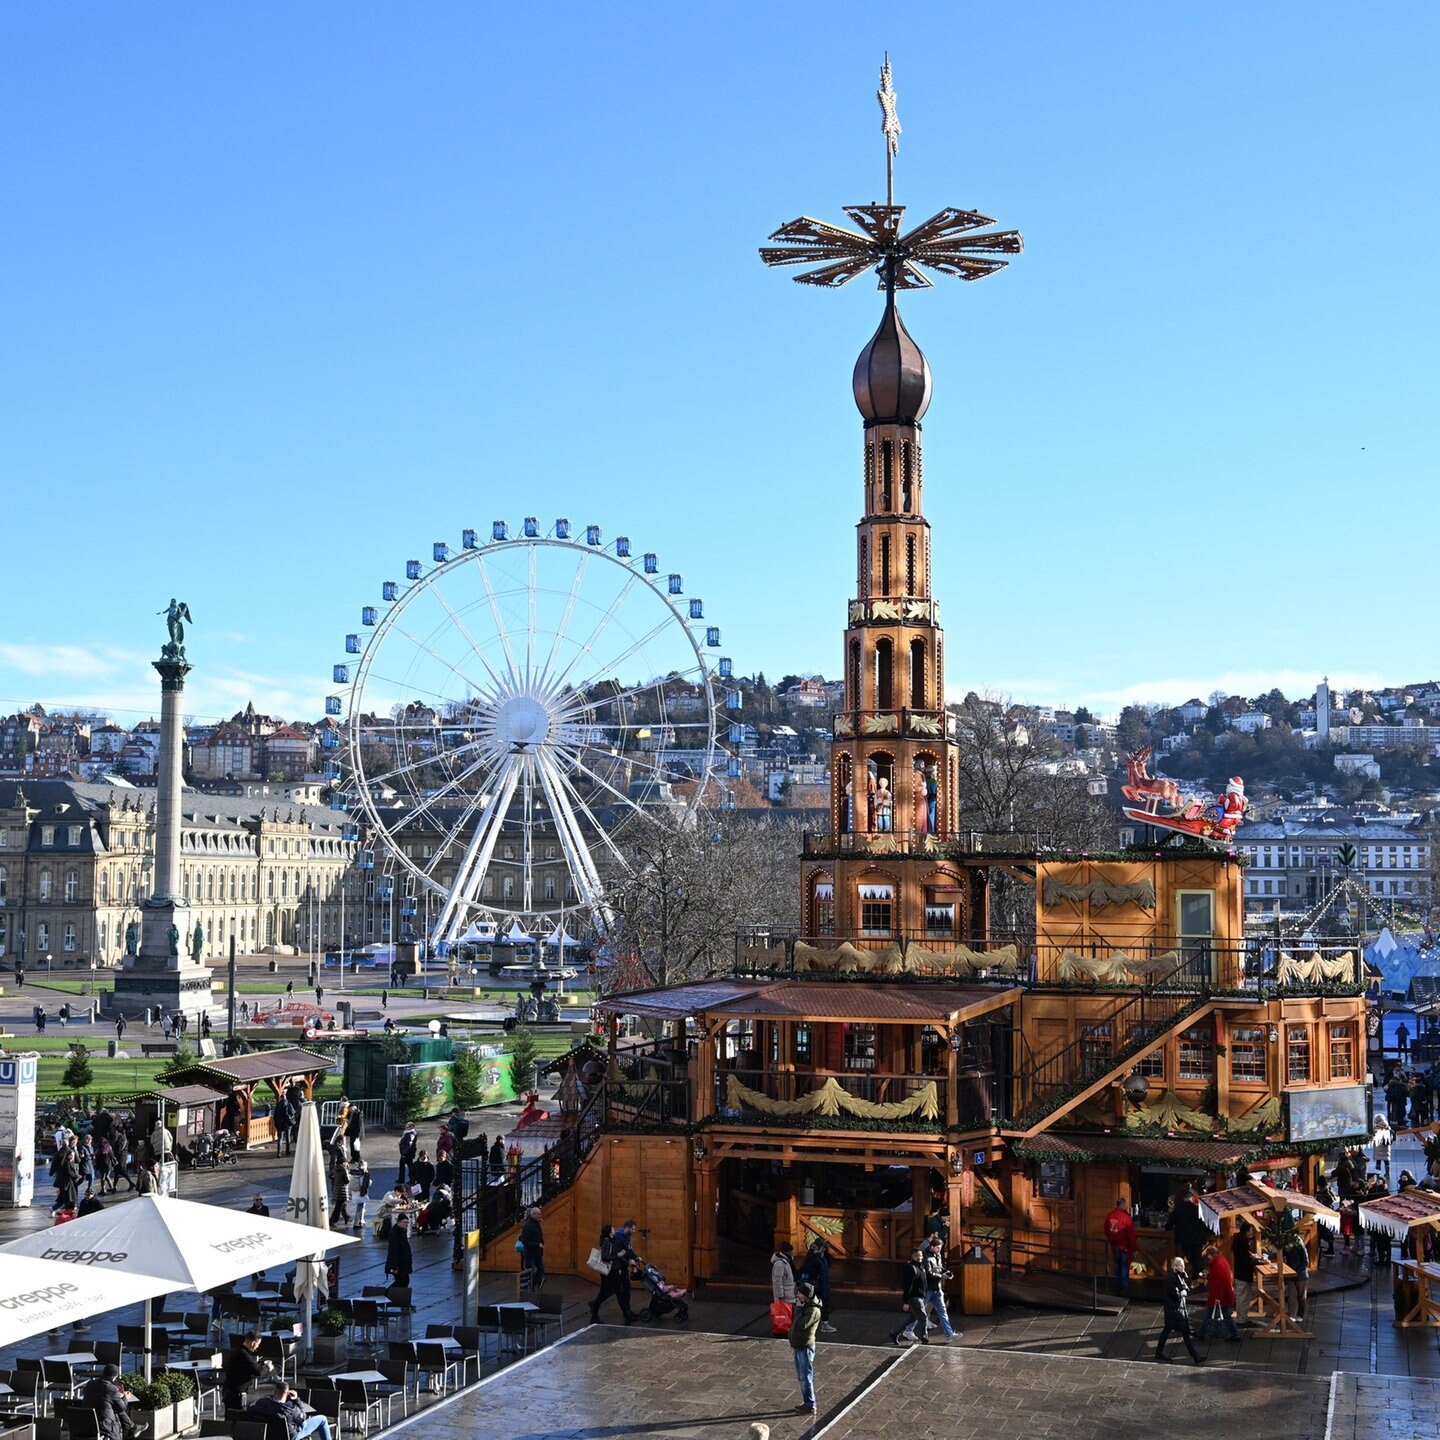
[141,654,190,967]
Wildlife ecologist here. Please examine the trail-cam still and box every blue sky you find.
[2,4,1435,726]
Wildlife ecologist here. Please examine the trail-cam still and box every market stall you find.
[1358,1190,1440,1328]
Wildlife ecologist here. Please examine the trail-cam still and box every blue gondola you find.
[406,559,422,580]
[333,664,350,684]
[462,528,478,549]
[359,850,375,870]
[492,520,508,540]
[345,635,361,654]
[718,657,733,678]
[361,606,377,626]
[706,627,721,647]
[320,730,340,749]
[555,518,571,539]
[728,722,745,743]
[586,525,602,545]
[325,696,342,716]
[382,581,398,601]
[727,758,743,777]
[433,542,450,563]
[523,517,539,537]
[616,536,630,557]
[689,599,704,619]
[726,688,742,709]
[643,553,658,574]
[668,574,682,594]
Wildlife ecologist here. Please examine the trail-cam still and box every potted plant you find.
[121,1371,196,1440]
[312,1307,349,1366]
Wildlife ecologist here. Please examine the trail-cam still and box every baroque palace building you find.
[471,91,1373,1292]
[0,778,354,970]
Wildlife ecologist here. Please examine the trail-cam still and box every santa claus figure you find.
[1214,776,1247,836]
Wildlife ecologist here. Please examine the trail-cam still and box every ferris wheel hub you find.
[492,693,552,748]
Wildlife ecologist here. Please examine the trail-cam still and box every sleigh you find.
[1121,805,1238,846]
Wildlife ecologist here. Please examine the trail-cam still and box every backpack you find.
[399,1130,417,1159]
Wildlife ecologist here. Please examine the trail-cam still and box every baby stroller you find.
[635,1261,689,1323]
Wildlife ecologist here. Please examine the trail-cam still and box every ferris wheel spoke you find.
[398,743,509,836]
[427,577,510,697]
[542,570,643,695]
[433,754,522,941]
[526,544,538,691]
[532,748,623,899]
[555,613,680,699]
[364,732,490,790]
[388,620,490,703]
[562,749,663,828]
[536,549,590,692]
[475,551,524,685]
[363,670,486,710]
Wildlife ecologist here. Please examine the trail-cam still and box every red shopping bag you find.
[770,1300,794,1337]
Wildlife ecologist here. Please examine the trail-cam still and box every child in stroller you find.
[416,1182,453,1233]
[635,1261,690,1323]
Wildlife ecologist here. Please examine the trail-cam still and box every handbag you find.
[587,1246,611,1275]
[770,1300,794,1338]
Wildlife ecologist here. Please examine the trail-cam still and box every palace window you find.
[36,922,50,950]
[63,923,77,952]
[64,869,79,903]
[1328,1023,1354,1080]
[1178,1025,1214,1080]
[543,877,556,901]
[68,826,82,846]
[0,865,7,900]
[38,869,53,901]
[1230,1027,1267,1083]
[41,826,55,847]
[99,870,108,902]
[1286,1025,1311,1084]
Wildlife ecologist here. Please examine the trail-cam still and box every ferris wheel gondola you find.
[327,520,733,946]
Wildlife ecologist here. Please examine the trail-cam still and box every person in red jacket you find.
[1196,1243,1241,1341]
[1103,1197,1138,1294]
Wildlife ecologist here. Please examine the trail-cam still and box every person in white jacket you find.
[1372,1115,1394,1179]
[771,1241,797,1303]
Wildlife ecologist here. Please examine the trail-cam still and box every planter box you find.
[312,1334,349,1367]
[132,1396,195,1440]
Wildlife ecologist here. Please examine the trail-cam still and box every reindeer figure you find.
[1121,746,1181,813]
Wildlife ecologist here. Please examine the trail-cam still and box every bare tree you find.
[605,809,804,990]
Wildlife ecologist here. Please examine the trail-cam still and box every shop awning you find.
[1358,1189,1440,1242]
[1198,1181,1340,1234]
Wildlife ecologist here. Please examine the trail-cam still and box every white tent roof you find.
[0,1253,175,1348]
[542,926,580,947]
[0,1194,357,1293]
[501,922,535,944]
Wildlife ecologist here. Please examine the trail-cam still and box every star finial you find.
[878,54,900,204]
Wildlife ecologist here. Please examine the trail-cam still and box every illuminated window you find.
[1230,1027,1267,1083]
[1179,1025,1214,1080]
[1328,1023,1354,1080]
[1287,1025,1311,1084]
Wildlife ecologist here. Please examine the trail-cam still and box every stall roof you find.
[167,1047,335,1085]
[1358,1189,1440,1242]
[1016,1133,1252,1167]
[1199,1181,1339,1233]
[712,982,1019,1024]
[597,979,1017,1025]
[594,979,774,1019]
[151,1085,229,1106]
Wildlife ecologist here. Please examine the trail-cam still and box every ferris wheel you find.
[325,519,733,946]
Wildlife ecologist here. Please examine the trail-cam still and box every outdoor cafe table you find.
[42,1354,99,1367]
[1392,1258,1440,1328]
[331,1372,388,1384]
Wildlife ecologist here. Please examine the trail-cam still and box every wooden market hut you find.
[160,1047,335,1149]
[125,1082,229,1162]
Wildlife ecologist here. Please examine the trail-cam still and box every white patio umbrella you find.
[0,1253,175,1349]
[1,1193,356,1375]
[288,1100,332,1360]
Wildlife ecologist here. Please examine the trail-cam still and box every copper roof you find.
[597,978,1018,1024]
[171,1046,336,1084]
[714,982,1018,1024]
[1017,1133,1251,1167]
[594,979,774,1019]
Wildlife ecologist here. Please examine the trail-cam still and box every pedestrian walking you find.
[115,1015,127,1044]
[59,1003,70,1028]
[344,1101,365,1162]
[1154,1256,1202,1364]
[519,1206,545,1290]
[1232,1223,1257,1324]
[397,1122,418,1186]
[771,1241,797,1304]
[381,989,389,1010]
[799,1237,836,1333]
[1195,1244,1241,1342]
[241,1001,250,1023]
[315,984,324,1008]
[1373,1114,1394,1179]
[892,1246,930,1345]
[789,1282,822,1416]
[353,1164,371,1231]
[329,1161,351,1228]
[384,1216,413,1287]
[1397,1020,1411,1057]
[588,1220,639,1323]
[922,1234,958,1341]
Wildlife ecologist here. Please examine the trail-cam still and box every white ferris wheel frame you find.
[338,529,725,945]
